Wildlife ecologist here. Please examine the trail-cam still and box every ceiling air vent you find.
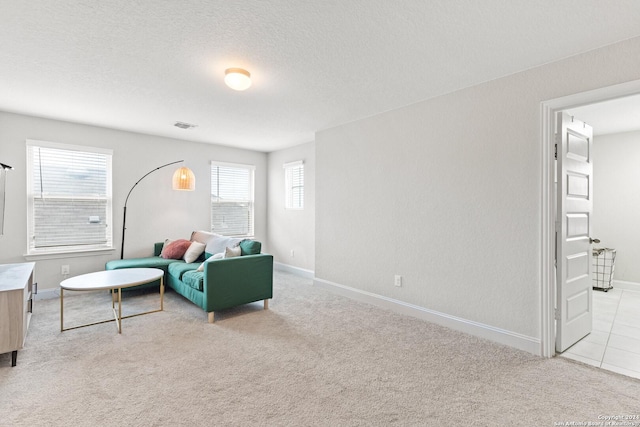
[174,121,198,130]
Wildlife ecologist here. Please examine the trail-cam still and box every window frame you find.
[26,139,113,256]
[210,160,255,237]
[284,160,304,210]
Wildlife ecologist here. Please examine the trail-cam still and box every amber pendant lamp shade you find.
[173,166,195,190]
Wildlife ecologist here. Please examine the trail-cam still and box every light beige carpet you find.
[1,270,639,426]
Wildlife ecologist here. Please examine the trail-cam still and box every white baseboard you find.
[33,287,59,300]
[612,280,640,293]
[313,277,541,356]
[274,262,314,279]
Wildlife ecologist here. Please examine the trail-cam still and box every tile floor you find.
[560,288,640,379]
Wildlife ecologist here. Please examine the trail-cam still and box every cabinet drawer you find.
[0,288,25,353]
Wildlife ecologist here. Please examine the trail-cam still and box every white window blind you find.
[284,160,304,210]
[26,140,113,254]
[210,161,254,236]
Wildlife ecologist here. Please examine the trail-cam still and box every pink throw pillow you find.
[161,239,192,259]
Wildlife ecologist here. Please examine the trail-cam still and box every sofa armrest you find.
[203,254,273,312]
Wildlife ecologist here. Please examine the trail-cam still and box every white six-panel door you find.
[556,112,594,353]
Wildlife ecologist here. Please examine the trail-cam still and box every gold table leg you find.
[61,278,164,333]
[111,287,123,333]
[60,288,64,332]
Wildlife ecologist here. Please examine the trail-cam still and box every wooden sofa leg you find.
[208,312,215,323]
[264,299,269,310]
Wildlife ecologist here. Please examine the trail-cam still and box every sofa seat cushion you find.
[168,262,199,280]
[182,270,205,292]
[106,257,178,271]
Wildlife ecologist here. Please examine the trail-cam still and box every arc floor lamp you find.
[0,162,13,236]
[121,160,195,259]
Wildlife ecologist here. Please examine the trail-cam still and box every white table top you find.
[60,268,163,291]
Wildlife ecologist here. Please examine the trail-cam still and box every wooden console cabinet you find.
[0,262,35,367]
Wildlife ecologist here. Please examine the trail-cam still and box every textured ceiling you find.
[1,1,640,152]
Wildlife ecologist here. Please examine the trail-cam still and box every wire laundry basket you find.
[592,248,616,292]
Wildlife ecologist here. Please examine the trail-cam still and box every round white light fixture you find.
[224,68,252,91]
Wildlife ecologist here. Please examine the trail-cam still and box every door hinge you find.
[554,143,558,160]
[554,309,560,320]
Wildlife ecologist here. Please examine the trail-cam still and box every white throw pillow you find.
[224,246,241,258]
[206,235,243,255]
[183,241,206,263]
[196,252,224,272]
[190,230,219,245]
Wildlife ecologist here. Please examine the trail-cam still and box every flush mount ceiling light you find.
[224,68,252,91]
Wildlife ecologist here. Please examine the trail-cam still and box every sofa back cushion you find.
[239,239,262,255]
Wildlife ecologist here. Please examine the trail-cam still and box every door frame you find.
[540,79,640,358]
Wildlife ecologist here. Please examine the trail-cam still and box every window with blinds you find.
[210,161,255,237]
[26,140,113,254]
[284,160,304,210]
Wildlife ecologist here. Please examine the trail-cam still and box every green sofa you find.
[106,240,273,323]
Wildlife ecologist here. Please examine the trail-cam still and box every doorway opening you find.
[557,96,640,377]
[540,80,640,366]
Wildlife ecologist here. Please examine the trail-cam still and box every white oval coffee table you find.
[60,268,164,333]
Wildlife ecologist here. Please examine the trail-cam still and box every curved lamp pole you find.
[0,163,13,237]
[120,160,190,259]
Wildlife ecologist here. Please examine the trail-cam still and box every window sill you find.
[23,247,116,261]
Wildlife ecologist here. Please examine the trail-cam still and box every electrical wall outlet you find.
[290,250,295,258]
[61,265,70,275]
[394,275,402,287]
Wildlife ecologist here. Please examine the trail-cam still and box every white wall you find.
[592,130,640,283]
[315,36,640,345]
[0,112,267,291]
[266,141,315,273]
